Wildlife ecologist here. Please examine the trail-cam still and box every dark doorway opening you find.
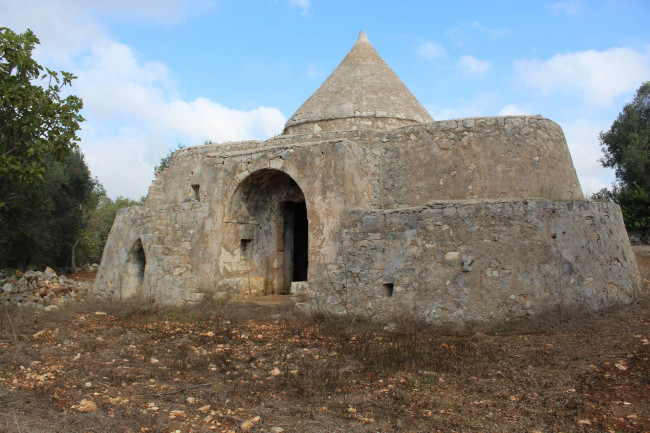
[282,201,308,293]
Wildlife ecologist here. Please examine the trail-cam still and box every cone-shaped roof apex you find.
[283,31,433,135]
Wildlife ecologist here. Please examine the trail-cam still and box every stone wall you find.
[269,116,584,205]
[94,139,380,302]
[93,203,205,304]
[306,200,641,326]
[94,116,636,327]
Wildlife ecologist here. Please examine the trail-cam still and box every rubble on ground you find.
[1,266,96,309]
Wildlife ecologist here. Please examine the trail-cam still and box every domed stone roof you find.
[283,31,433,135]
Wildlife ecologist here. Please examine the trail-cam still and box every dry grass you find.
[0,251,648,433]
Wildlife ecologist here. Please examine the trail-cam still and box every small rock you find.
[150,357,159,364]
[43,267,57,279]
[198,404,211,413]
[169,410,186,419]
[250,416,261,424]
[270,428,285,433]
[240,421,254,432]
[615,361,628,371]
[186,396,196,404]
[444,251,461,262]
[461,256,475,272]
[44,305,60,313]
[269,367,281,376]
[76,399,97,413]
[577,419,591,426]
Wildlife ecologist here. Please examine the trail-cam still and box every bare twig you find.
[12,410,21,433]
[153,382,213,397]
[4,305,18,342]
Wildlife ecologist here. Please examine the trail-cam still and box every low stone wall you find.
[309,200,642,326]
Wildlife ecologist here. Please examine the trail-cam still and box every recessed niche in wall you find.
[382,283,394,297]
[240,239,252,260]
[191,184,200,201]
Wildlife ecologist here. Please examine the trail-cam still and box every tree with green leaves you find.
[597,81,650,230]
[0,27,86,270]
[0,149,96,270]
[0,27,84,213]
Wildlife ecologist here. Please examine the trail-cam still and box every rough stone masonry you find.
[94,31,642,326]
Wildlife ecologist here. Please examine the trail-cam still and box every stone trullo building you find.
[94,32,642,325]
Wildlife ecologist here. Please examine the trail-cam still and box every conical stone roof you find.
[283,31,433,135]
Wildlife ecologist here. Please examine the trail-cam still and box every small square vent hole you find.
[382,283,394,297]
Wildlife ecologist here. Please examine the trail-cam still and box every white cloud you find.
[74,41,285,198]
[414,41,447,62]
[561,119,616,196]
[515,47,650,106]
[288,0,310,15]
[456,55,492,75]
[547,0,581,15]
[1,0,285,199]
[162,99,285,143]
[498,105,531,116]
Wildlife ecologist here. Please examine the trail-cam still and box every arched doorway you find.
[228,169,308,295]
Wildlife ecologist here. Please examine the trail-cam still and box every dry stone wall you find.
[94,138,380,302]
[306,200,641,326]
[94,114,640,327]
[268,116,583,205]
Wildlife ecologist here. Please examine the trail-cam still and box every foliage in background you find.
[154,144,185,178]
[76,192,145,266]
[0,150,96,270]
[0,27,84,213]
[596,81,650,230]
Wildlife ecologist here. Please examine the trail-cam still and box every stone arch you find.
[123,237,146,298]
[227,169,309,295]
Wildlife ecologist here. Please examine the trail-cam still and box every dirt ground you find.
[0,249,648,433]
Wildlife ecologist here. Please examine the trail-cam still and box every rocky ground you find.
[0,250,648,433]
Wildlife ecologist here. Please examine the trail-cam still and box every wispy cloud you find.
[456,55,492,75]
[288,0,310,15]
[307,63,324,78]
[414,40,447,62]
[446,21,512,45]
[498,104,530,116]
[515,46,650,106]
[547,0,581,15]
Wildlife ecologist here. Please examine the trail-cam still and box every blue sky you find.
[3,0,649,199]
